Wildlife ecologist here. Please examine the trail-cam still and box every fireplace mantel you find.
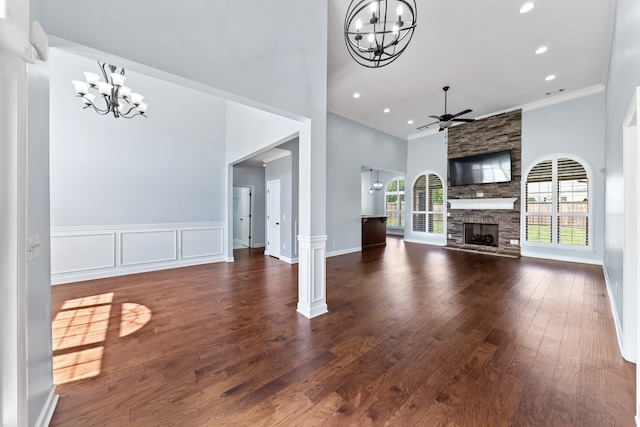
[448,198,518,210]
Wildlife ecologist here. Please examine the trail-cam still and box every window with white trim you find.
[412,173,444,233]
[524,156,590,247]
[385,177,405,227]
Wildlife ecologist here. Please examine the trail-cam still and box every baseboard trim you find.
[602,264,630,361]
[52,256,225,285]
[520,249,603,265]
[326,247,361,258]
[280,255,299,264]
[403,237,446,246]
[35,385,58,427]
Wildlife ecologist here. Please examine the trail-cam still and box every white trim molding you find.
[297,234,328,318]
[51,222,226,284]
[34,385,58,427]
[326,247,361,258]
[448,198,517,210]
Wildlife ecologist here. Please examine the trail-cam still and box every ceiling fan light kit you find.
[417,86,475,131]
[344,0,417,68]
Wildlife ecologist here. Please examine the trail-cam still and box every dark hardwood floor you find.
[50,237,635,426]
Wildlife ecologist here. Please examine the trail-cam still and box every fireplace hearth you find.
[464,223,499,247]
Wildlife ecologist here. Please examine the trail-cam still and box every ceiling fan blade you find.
[451,109,472,118]
[416,121,439,130]
[451,118,475,123]
[428,115,442,120]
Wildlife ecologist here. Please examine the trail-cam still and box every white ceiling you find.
[327,0,615,140]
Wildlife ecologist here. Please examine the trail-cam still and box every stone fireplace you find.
[446,110,522,256]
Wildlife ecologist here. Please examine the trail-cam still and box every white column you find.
[0,48,29,427]
[296,117,328,319]
[297,235,328,318]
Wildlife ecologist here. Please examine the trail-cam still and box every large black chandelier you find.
[344,0,417,68]
[71,61,148,119]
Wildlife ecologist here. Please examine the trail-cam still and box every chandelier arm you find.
[98,61,109,83]
[83,103,111,116]
[77,95,110,114]
[120,106,142,117]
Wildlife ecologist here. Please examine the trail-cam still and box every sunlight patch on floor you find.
[120,303,152,337]
[52,292,152,384]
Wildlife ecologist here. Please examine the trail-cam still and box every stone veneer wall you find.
[447,110,522,253]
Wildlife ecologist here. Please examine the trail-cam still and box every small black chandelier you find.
[344,0,417,68]
[72,61,148,119]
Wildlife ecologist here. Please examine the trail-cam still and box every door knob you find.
[276,222,280,225]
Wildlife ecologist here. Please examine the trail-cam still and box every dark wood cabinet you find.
[362,216,387,249]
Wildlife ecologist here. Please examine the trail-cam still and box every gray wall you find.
[44,1,329,240]
[233,165,266,247]
[604,0,640,352]
[404,131,448,245]
[522,91,606,263]
[327,113,407,254]
[49,48,227,227]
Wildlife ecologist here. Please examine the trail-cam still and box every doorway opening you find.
[266,179,281,258]
[233,186,252,249]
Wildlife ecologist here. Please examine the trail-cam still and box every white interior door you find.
[267,179,281,258]
[233,186,252,248]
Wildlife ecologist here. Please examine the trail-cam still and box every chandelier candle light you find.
[71,61,148,119]
[344,0,417,68]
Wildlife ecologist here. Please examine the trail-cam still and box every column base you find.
[296,234,328,319]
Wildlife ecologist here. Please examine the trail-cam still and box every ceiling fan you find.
[417,86,474,132]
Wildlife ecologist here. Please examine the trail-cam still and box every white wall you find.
[522,91,606,264]
[27,58,56,426]
[1,0,56,424]
[233,165,266,247]
[404,131,448,245]
[326,113,407,255]
[604,0,640,348]
[226,102,301,164]
[49,48,227,226]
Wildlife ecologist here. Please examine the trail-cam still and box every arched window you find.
[524,156,591,247]
[385,177,405,227]
[412,173,444,233]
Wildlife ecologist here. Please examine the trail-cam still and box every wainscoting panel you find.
[121,230,177,266]
[51,223,226,285]
[51,233,116,274]
[181,228,224,259]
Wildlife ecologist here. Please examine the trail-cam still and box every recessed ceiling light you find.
[407,120,414,124]
[545,74,556,81]
[535,46,548,55]
[519,2,534,13]
[383,108,390,113]
[353,92,361,98]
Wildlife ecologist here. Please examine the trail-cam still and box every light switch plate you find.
[27,234,41,261]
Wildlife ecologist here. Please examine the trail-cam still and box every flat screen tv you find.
[450,150,512,186]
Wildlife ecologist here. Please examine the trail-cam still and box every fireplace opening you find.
[464,223,499,247]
